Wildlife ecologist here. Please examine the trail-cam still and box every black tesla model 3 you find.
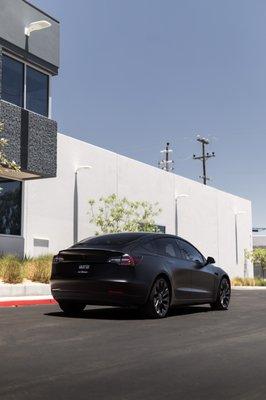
[51,233,231,318]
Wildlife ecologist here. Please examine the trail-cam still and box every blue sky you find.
[33,0,266,227]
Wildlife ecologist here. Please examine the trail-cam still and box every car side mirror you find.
[206,256,215,265]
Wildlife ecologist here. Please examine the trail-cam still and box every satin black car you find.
[51,233,231,318]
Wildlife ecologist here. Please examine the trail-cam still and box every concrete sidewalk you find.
[0,282,51,297]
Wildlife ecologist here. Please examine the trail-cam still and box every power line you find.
[193,135,215,185]
[158,142,174,172]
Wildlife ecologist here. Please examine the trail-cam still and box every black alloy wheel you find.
[58,301,86,315]
[143,277,171,318]
[211,277,231,310]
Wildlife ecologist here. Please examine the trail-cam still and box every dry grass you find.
[0,254,53,284]
[30,255,53,284]
[1,255,24,284]
[231,277,266,286]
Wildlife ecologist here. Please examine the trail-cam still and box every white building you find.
[253,235,266,249]
[0,133,253,278]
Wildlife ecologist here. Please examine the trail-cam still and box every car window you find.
[74,233,142,247]
[139,240,156,254]
[177,239,204,263]
[153,238,180,258]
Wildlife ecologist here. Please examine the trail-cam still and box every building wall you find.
[0,0,59,179]
[0,234,24,256]
[253,235,266,248]
[17,133,253,278]
[0,0,59,73]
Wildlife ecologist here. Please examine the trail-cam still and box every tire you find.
[58,301,86,315]
[142,277,171,319]
[211,277,231,311]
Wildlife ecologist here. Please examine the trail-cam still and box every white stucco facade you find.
[0,133,253,278]
[253,235,266,248]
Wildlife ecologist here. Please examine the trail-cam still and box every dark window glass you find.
[156,225,166,233]
[2,55,24,107]
[26,66,49,116]
[177,239,204,263]
[139,240,156,254]
[75,233,143,247]
[0,180,22,235]
[153,238,180,258]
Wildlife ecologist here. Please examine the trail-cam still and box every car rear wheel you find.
[58,301,86,315]
[211,277,231,310]
[142,277,171,319]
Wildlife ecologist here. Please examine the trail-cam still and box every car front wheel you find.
[58,301,86,315]
[211,277,231,310]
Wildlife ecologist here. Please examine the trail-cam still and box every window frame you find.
[2,52,51,118]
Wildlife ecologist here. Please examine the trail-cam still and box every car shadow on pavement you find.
[44,305,211,321]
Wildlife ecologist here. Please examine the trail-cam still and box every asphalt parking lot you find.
[1,290,266,400]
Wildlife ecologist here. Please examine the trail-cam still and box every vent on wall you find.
[33,238,50,257]
[34,238,49,248]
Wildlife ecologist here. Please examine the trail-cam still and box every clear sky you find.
[33,0,266,227]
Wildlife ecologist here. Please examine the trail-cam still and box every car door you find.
[177,239,215,301]
[151,237,193,302]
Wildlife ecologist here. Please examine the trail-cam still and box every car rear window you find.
[74,234,143,247]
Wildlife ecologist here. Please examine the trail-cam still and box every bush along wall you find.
[0,254,53,284]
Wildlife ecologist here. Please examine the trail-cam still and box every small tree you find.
[0,122,20,172]
[88,194,162,235]
[245,248,266,279]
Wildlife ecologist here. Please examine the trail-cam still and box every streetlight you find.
[25,21,51,37]
[234,211,246,266]
[74,166,92,244]
[175,194,189,235]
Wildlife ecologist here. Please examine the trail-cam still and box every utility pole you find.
[158,142,174,172]
[193,136,215,185]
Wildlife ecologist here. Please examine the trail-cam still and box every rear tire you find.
[58,301,86,315]
[142,277,171,319]
[211,277,231,311]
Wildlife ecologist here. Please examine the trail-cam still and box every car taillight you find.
[108,254,142,266]
[53,254,64,263]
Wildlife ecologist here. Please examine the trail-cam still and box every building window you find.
[156,225,166,233]
[2,55,24,107]
[26,66,49,117]
[0,179,22,236]
[1,54,49,117]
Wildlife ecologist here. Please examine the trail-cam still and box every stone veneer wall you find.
[0,46,57,178]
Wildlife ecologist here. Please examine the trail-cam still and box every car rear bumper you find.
[50,278,149,306]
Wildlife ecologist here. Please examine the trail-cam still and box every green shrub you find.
[1,255,24,284]
[30,255,53,284]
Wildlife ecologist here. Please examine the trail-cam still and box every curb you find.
[0,295,57,307]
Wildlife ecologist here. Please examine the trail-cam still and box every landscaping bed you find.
[0,254,53,284]
[231,277,266,287]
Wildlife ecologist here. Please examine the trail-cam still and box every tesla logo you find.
[78,265,90,273]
